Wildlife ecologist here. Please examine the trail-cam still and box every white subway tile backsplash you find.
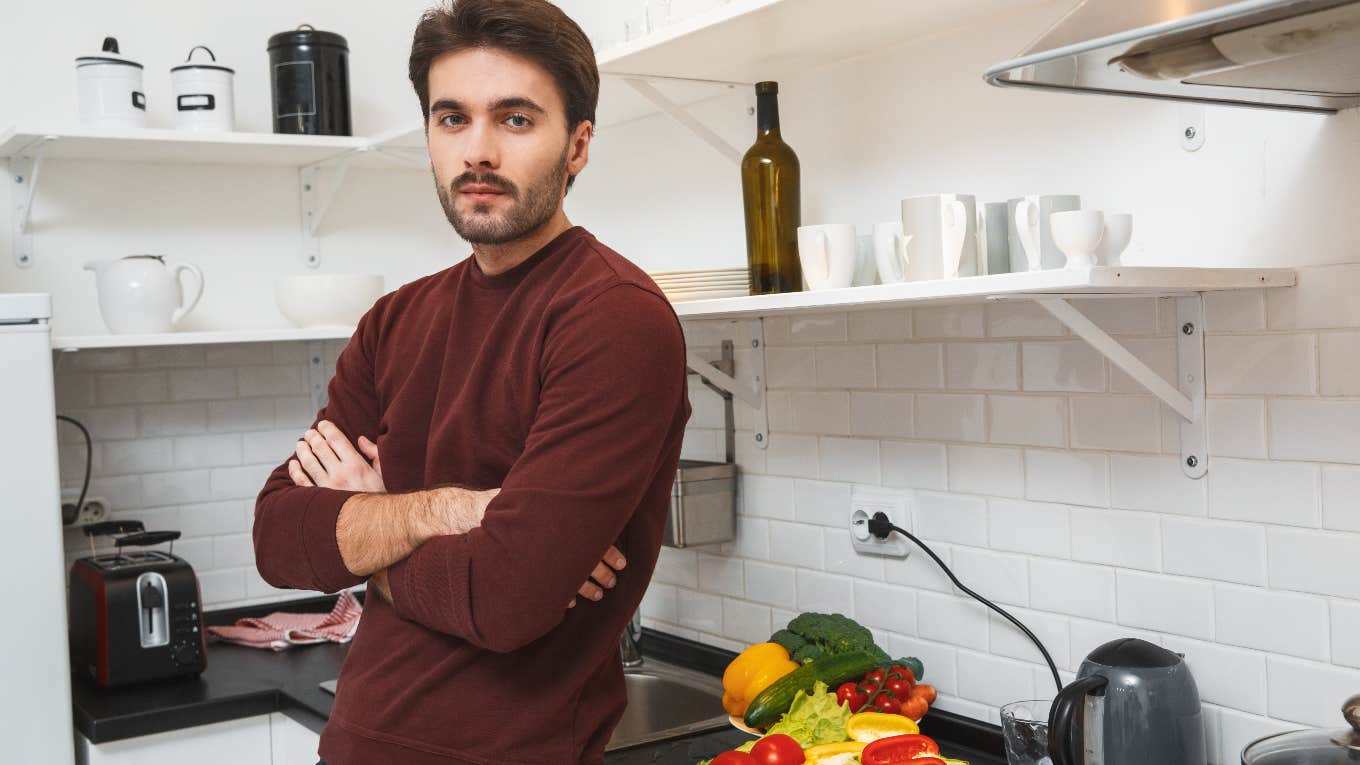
[795,569,854,614]
[1070,508,1160,571]
[764,434,820,478]
[914,492,988,546]
[205,344,276,366]
[743,561,797,609]
[103,438,173,475]
[206,399,274,433]
[1322,465,1360,532]
[742,475,796,521]
[722,598,772,644]
[791,479,851,527]
[1069,397,1160,453]
[1331,600,1360,670]
[877,344,944,390]
[1206,335,1316,395]
[237,365,307,398]
[1162,517,1265,586]
[59,408,137,442]
[916,592,989,651]
[676,589,723,633]
[956,650,1036,707]
[210,464,273,501]
[850,392,913,438]
[949,547,1029,607]
[55,374,96,409]
[697,553,744,597]
[170,537,214,572]
[887,635,958,694]
[69,349,135,371]
[815,345,876,389]
[790,314,848,344]
[850,309,911,342]
[988,395,1066,448]
[730,516,771,561]
[946,343,1019,391]
[653,546,699,587]
[765,347,817,389]
[1268,399,1360,463]
[1204,290,1266,332]
[790,391,851,434]
[1025,450,1108,507]
[1161,637,1268,715]
[988,499,1070,558]
[1070,299,1159,336]
[1022,341,1106,393]
[881,441,947,490]
[819,437,880,484]
[948,445,1024,499]
[197,569,246,604]
[768,521,825,569]
[986,302,1065,338]
[641,583,678,622]
[85,475,142,511]
[241,430,299,465]
[135,346,205,369]
[274,397,318,429]
[168,369,237,402]
[884,541,954,593]
[99,371,170,406]
[1266,656,1360,727]
[1029,559,1116,621]
[915,394,986,442]
[212,534,254,568]
[1206,398,1268,459]
[1214,584,1328,660]
[1319,332,1360,395]
[853,580,915,635]
[1109,455,1207,516]
[1268,527,1360,600]
[825,530,885,580]
[1116,571,1214,639]
[173,433,244,470]
[915,306,984,339]
[142,469,213,506]
[1208,459,1319,526]
[1266,265,1360,330]
[179,500,249,537]
[988,608,1070,670]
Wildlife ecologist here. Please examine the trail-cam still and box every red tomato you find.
[861,735,941,765]
[884,678,912,698]
[913,684,938,704]
[858,683,880,696]
[872,695,903,715]
[836,682,859,706]
[864,669,886,684]
[750,734,806,765]
[712,751,759,765]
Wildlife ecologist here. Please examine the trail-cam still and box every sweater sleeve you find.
[385,284,689,652]
[251,305,384,594]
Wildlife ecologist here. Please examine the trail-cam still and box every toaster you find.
[68,524,207,687]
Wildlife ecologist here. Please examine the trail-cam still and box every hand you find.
[568,545,627,610]
[289,420,385,493]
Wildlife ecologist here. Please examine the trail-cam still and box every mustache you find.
[450,171,519,199]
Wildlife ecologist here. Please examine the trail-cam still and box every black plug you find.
[867,511,895,540]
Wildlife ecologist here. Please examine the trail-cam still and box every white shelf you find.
[0,126,365,167]
[670,267,1296,320]
[597,0,1040,83]
[51,326,354,351]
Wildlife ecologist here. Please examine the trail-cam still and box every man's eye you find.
[506,114,531,128]
[438,114,465,127]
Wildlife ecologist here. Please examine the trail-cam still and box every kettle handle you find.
[1049,675,1108,765]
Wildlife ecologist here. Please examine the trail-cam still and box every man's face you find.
[426,48,587,245]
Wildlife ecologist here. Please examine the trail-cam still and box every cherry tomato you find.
[858,683,880,696]
[889,664,909,676]
[913,683,938,704]
[864,669,886,685]
[712,751,759,765]
[750,733,806,765]
[861,734,941,765]
[884,678,912,699]
[872,695,903,715]
[901,695,929,720]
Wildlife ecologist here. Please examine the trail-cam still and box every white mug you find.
[1095,213,1133,266]
[797,224,858,290]
[1009,194,1081,272]
[872,222,911,284]
[902,194,975,281]
[853,234,879,287]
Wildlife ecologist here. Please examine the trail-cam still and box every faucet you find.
[620,608,643,668]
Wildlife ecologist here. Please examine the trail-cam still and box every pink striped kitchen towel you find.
[207,591,363,651]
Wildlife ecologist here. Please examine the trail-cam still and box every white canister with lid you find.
[170,46,235,132]
[75,37,147,128]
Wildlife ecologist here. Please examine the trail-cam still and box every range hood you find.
[985,0,1360,113]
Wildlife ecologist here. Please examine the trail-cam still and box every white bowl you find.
[275,274,385,328]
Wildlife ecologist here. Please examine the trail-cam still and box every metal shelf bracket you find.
[622,77,747,166]
[1031,294,1206,478]
[685,318,768,450]
[299,153,356,268]
[9,135,56,268]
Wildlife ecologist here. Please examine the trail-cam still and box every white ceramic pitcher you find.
[84,255,204,334]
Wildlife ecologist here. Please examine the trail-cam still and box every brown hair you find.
[409,0,599,133]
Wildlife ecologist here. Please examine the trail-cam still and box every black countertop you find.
[73,595,1005,765]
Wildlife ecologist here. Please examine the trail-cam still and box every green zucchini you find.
[742,650,881,730]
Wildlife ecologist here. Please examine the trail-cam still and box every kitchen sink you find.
[605,657,730,751]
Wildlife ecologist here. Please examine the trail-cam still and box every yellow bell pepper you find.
[804,741,867,764]
[845,710,921,742]
[721,642,799,717]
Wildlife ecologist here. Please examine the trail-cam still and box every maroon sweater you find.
[252,227,691,765]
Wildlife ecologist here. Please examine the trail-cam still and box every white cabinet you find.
[269,712,322,765]
[76,716,271,765]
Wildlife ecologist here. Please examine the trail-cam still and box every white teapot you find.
[83,255,204,334]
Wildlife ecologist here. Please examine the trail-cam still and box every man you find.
[251,1,692,763]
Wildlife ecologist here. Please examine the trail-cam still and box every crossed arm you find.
[288,420,627,609]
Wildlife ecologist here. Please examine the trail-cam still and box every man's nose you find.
[463,121,499,170]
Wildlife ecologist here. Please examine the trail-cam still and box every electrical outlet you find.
[61,491,109,528]
[848,489,910,558]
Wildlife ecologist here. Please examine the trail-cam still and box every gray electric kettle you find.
[1049,638,1206,765]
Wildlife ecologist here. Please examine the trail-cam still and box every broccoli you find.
[771,613,891,665]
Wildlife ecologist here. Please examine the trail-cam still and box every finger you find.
[295,440,328,482]
[304,428,340,471]
[578,581,604,601]
[318,420,361,462]
[603,545,627,571]
[567,598,577,608]
[589,560,617,589]
[287,460,314,487]
[357,435,379,462]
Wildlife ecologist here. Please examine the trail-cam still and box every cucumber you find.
[743,650,881,730]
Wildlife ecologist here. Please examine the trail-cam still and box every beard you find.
[435,142,569,245]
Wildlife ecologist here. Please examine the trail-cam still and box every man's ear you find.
[567,121,592,178]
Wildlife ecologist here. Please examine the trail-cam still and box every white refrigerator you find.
[0,293,76,764]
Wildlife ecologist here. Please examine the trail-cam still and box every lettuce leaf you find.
[763,680,852,748]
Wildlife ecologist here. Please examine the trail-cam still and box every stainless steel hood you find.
[985,0,1360,113]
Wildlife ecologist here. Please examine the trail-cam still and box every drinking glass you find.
[1001,699,1053,765]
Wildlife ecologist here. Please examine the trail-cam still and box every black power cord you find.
[56,415,93,526]
[867,511,1063,693]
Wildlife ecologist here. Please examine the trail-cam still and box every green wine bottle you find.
[741,81,802,295]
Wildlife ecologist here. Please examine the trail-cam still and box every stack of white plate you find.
[649,267,750,302]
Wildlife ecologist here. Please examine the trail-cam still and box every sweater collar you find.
[466,226,588,289]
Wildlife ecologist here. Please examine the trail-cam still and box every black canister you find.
[267,24,351,136]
